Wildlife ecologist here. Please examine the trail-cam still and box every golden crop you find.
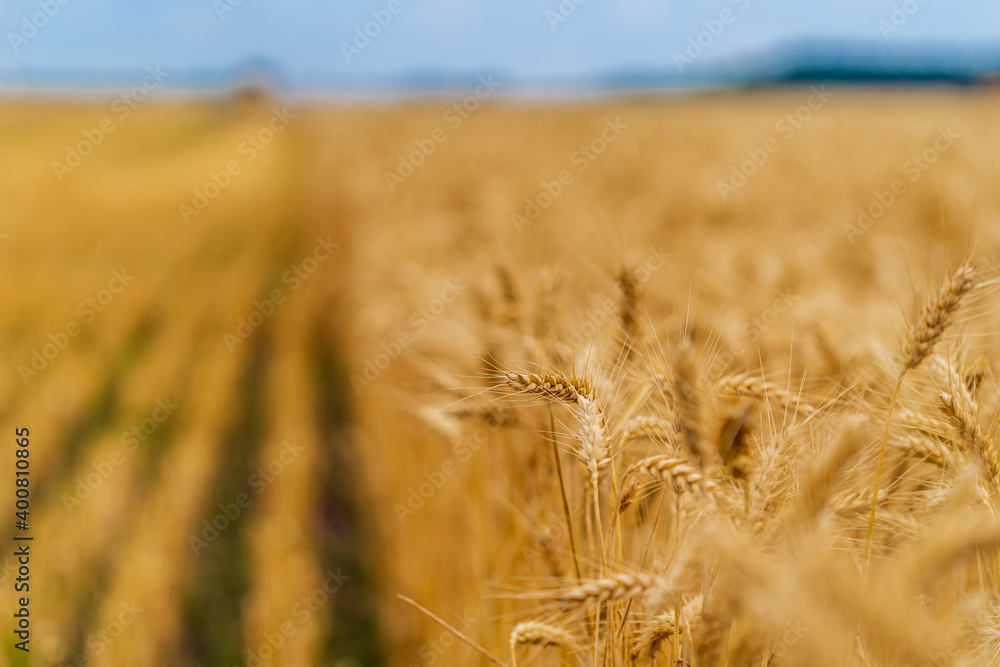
[1,88,1000,665]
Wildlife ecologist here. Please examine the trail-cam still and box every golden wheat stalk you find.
[832,487,889,516]
[865,262,977,576]
[509,621,577,667]
[577,394,611,481]
[902,264,977,371]
[615,476,639,515]
[631,596,703,660]
[940,389,1000,490]
[895,409,953,439]
[504,369,611,572]
[557,572,655,606]
[621,415,677,443]
[672,342,709,468]
[629,455,721,499]
[787,420,866,532]
[503,370,610,480]
[632,610,678,660]
[619,264,639,354]
[504,371,595,404]
[890,432,956,471]
[717,373,815,415]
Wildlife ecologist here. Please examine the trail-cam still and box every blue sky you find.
[1,0,999,88]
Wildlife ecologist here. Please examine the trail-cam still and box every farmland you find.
[2,88,1000,665]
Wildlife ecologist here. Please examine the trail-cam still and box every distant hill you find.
[1,38,998,97]
[590,38,1000,92]
[714,38,1000,86]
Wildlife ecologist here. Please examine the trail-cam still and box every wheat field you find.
[3,88,1000,666]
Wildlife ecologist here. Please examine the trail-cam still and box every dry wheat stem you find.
[577,392,611,573]
[864,371,904,584]
[615,377,658,432]
[787,424,865,535]
[503,371,610,481]
[398,595,507,667]
[504,370,610,565]
[550,405,582,583]
[865,262,977,580]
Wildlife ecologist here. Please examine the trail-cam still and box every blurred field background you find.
[0,87,999,665]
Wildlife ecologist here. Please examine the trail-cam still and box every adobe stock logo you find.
[384,76,501,192]
[17,269,134,386]
[7,0,73,54]
[179,107,296,224]
[61,397,179,514]
[843,126,959,243]
[671,0,753,72]
[340,0,412,63]
[189,439,305,557]
[716,86,833,201]
[350,277,467,394]
[878,0,931,39]
[52,66,168,182]
[510,117,628,233]
[545,0,587,31]
[223,236,339,352]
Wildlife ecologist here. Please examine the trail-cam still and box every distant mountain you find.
[2,38,998,97]
[583,38,1000,93]
[718,38,1000,85]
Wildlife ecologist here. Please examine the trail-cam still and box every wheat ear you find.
[503,371,611,481]
[557,572,654,606]
[509,621,577,667]
[504,370,610,569]
[621,415,677,444]
[629,455,721,500]
[864,262,977,578]
[902,265,976,370]
[632,596,703,660]
[717,372,816,415]
[504,371,595,403]
[940,388,1000,491]
[890,432,956,471]
[673,342,708,467]
[619,264,639,355]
